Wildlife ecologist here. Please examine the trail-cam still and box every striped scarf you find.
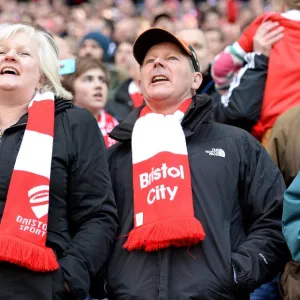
[0,92,59,272]
[124,99,205,252]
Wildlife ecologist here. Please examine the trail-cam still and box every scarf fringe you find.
[0,235,59,272]
[123,217,205,252]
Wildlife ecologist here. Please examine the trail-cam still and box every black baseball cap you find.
[133,28,201,72]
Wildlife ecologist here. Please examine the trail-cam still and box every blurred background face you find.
[73,68,108,114]
[114,18,139,44]
[153,16,174,33]
[202,10,222,30]
[204,29,225,62]
[177,29,210,73]
[78,39,104,60]
[114,42,133,70]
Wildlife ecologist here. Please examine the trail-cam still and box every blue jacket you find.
[283,172,300,261]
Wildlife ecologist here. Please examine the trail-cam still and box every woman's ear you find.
[191,72,203,91]
[36,75,46,91]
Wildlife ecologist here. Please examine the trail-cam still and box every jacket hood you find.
[109,94,214,142]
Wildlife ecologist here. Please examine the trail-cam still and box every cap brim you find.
[133,28,192,66]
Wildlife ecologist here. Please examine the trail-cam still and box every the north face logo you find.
[205,148,225,158]
[28,185,49,219]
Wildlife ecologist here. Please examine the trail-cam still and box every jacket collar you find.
[16,97,74,126]
[109,94,214,142]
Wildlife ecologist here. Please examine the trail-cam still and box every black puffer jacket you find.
[0,98,118,300]
[105,95,289,300]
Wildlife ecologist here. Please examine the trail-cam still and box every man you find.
[176,28,216,97]
[78,31,110,61]
[104,28,289,300]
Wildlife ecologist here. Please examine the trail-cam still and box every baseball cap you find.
[133,28,200,72]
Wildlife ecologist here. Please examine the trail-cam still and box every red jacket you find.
[237,11,300,137]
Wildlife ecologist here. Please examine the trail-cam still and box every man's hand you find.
[253,21,284,56]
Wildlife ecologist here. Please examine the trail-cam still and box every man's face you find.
[176,29,210,73]
[139,42,201,104]
[78,39,104,60]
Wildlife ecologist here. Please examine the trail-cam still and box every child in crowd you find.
[62,57,118,148]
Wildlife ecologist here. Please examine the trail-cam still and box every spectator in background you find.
[114,41,134,72]
[267,105,300,187]
[212,22,283,134]
[114,18,139,44]
[177,28,217,97]
[86,17,115,40]
[77,31,128,99]
[62,57,119,148]
[204,28,226,62]
[200,7,222,30]
[152,12,175,33]
[78,31,110,62]
[106,57,143,122]
[84,17,117,60]
[212,0,300,146]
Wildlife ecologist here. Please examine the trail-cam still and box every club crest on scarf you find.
[124,99,206,252]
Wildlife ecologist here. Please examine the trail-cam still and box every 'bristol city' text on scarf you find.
[139,162,185,204]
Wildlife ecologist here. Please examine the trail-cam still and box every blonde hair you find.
[0,22,72,99]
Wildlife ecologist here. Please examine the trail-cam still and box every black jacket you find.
[106,79,136,122]
[0,98,118,300]
[105,95,289,300]
[212,53,268,132]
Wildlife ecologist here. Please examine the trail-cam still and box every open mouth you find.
[93,93,103,98]
[151,75,169,83]
[0,67,19,75]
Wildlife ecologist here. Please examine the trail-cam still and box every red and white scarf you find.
[123,99,205,252]
[128,80,143,108]
[97,109,118,148]
[0,92,59,272]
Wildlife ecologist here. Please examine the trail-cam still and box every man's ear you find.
[192,72,203,91]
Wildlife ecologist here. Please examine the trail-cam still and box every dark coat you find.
[104,95,289,300]
[0,98,118,300]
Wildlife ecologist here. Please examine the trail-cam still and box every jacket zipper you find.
[157,252,161,299]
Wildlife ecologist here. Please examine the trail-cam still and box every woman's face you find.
[0,32,41,94]
[73,68,108,115]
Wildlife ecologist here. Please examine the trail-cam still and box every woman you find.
[0,22,118,300]
[62,57,118,147]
